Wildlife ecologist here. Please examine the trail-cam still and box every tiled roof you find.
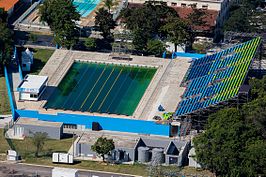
[173,6,218,31]
[0,0,19,11]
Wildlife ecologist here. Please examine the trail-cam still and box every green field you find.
[0,129,72,157]
[0,76,11,115]
[24,48,54,75]
[45,62,157,115]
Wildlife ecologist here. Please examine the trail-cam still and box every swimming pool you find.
[73,0,101,17]
[45,62,157,116]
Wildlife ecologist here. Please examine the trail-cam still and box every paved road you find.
[0,162,138,177]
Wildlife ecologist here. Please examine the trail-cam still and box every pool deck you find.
[15,50,191,121]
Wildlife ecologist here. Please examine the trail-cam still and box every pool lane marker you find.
[79,66,107,111]
[108,67,141,114]
[69,63,99,110]
[61,65,92,109]
[87,67,115,111]
[97,67,124,112]
[104,67,132,113]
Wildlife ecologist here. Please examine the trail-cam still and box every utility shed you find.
[135,137,189,166]
[21,48,33,72]
[14,118,63,140]
[17,75,48,101]
[52,167,78,177]
[75,132,138,162]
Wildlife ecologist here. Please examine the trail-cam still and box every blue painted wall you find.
[172,52,205,59]
[16,109,170,136]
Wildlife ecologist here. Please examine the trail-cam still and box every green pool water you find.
[45,62,157,116]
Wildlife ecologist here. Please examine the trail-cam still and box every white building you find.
[21,48,34,72]
[17,75,48,101]
[52,167,78,177]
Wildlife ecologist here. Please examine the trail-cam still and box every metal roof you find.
[17,75,48,93]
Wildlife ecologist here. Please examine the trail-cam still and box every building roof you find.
[17,118,63,127]
[79,131,139,149]
[17,75,48,93]
[0,0,19,11]
[140,137,187,150]
[52,167,78,174]
[173,7,218,31]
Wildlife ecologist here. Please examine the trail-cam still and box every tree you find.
[91,137,115,161]
[0,10,12,74]
[187,6,207,46]
[223,0,266,33]
[104,0,113,13]
[84,37,97,51]
[194,108,266,176]
[121,2,178,39]
[95,8,116,40]
[161,17,191,52]
[32,132,48,157]
[39,0,80,49]
[0,8,8,23]
[132,28,148,52]
[224,7,252,32]
[147,39,166,57]
[187,5,206,26]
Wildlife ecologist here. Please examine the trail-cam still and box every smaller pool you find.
[73,0,101,17]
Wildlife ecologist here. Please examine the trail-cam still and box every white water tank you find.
[138,146,150,163]
[151,148,164,164]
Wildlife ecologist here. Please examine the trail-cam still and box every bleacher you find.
[176,37,261,116]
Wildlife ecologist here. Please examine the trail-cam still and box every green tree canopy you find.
[147,39,166,57]
[193,77,266,176]
[39,0,80,49]
[32,132,48,157]
[0,8,8,23]
[0,10,12,74]
[91,137,115,161]
[194,108,266,176]
[95,8,116,40]
[104,0,113,12]
[121,2,178,39]
[84,37,97,51]
[224,0,265,33]
[160,17,191,52]
[132,28,148,52]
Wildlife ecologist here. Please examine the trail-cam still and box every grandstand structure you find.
[175,37,261,117]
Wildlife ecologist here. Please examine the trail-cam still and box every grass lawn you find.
[0,77,11,115]
[11,136,73,158]
[20,48,54,75]
[28,48,55,75]
[0,129,10,153]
